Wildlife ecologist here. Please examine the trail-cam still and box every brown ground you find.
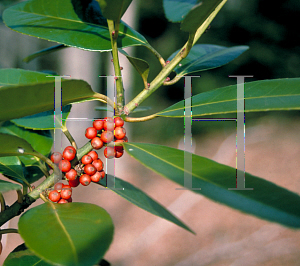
[1,114,300,266]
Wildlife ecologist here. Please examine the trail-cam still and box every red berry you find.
[62,184,72,189]
[114,117,124,127]
[61,187,72,200]
[65,169,77,181]
[115,145,124,158]
[93,119,104,131]
[104,147,115,159]
[104,117,114,131]
[48,190,61,202]
[114,127,126,140]
[90,171,102,183]
[68,178,80,187]
[91,137,104,150]
[59,160,71,172]
[92,159,103,171]
[99,170,105,179]
[80,174,91,186]
[101,131,114,143]
[123,136,128,142]
[85,127,97,139]
[87,151,98,161]
[84,164,96,176]
[63,146,76,161]
[51,152,63,164]
[82,155,93,165]
[54,182,64,191]
[58,199,68,204]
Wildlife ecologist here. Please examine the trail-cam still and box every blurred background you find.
[1,0,300,265]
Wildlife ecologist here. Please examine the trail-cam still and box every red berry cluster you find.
[47,117,127,203]
[86,116,128,159]
[48,182,73,204]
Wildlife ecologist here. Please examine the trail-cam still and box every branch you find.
[124,0,228,115]
[107,19,124,115]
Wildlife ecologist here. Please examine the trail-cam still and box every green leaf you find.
[12,105,72,130]
[0,69,49,86]
[181,0,225,33]
[0,180,22,193]
[97,0,132,22]
[157,78,300,117]
[167,44,249,75]
[3,243,53,266]
[119,49,150,87]
[98,175,194,234]
[124,143,300,228]
[0,156,28,185]
[0,79,94,121]
[163,0,198,22]
[18,202,114,266]
[23,165,46,184]
[3,0,149,51]
[0,133,36,157]
[0,122,52,167]
[163,0,225,33]
[23,44,67,63]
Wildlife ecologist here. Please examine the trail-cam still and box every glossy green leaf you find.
[0,156,28,185]
[0,179,22,193]
[12,105,72,130]
[23,44,67,63]
[0,122,52,166]
[97,0,132,21]
[119,49,150,87]
[18,202,114,266]
[3,243,53,266]
[98,175,194,233]
[181,0,224,32]
[3,0,149,51]
[167,44,249,75]
[0,69,49,86]
[23,165,46,184]
[157,78,300,117]
[124,143,300,228]
[0,79,94,121]
[163,0,198,22]
[0,133,36,157]
[163,0,225,33]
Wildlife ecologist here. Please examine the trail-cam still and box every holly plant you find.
[1,0,300,265]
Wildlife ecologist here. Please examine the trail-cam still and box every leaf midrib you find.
[49,204,79,265]
[126,143,300,221]
[158,93,300,114]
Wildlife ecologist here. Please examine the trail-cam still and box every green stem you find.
[124,0,227,115]
[17,190,23,203]
[146,45,165,67]
[0,228,19,235]
[0,193,5,212]
[107,19,124,115]
[32,152,55,170]
[125,113,158,122]
[36,156,50,178]
[163,75,182,86]
[93,92,115,110]
[180,33,195,59]
[62,125,77,150]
